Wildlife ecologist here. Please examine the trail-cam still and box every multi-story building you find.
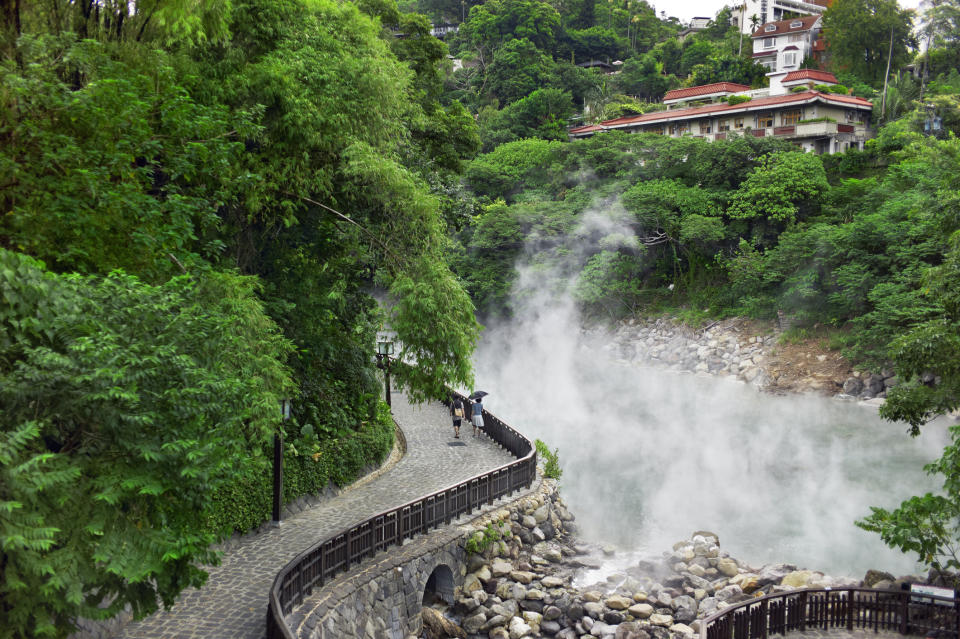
[751,15,825,94]
[569,75,873,154]
[730,0,830,34]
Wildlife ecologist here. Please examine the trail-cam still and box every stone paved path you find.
[118,393,514,639]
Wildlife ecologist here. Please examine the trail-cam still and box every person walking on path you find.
[450,396,464,438]
[471,397,484,437]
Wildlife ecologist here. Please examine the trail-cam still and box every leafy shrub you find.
[726,95,752,105]
[535,439,563,480]
[465,522,503,555]
[202,404,394,537]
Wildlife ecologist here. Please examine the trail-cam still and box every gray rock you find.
[715,584,743,602]
[698,597,718,617]
[863,570,895,588]
[541,620,562,635]
[842,376,864,395]
[672,595,698,623]
[615,622,648,639]
[462,612,487,634]
[542,605,562,621]
[604,611,625,624]
[584,601,604,618]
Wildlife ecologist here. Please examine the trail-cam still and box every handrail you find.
[266,392,537,639]
[700,586,960,639]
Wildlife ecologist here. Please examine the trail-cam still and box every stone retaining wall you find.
[285,472,554,639]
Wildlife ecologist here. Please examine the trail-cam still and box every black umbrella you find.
[469,391,489,400]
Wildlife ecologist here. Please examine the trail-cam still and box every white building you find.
[751,15,824,94]
[730,0,829,34]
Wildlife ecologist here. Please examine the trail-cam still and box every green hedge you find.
[202,404,395,537]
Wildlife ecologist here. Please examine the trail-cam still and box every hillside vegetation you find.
[3,0,960,634]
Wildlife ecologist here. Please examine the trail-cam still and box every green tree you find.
[823,0,915,85]
[479,87,574,150]
[482,37,557,103]
[0,250,294,637]
[459,0,561,61]
[615,53,677,100]
[727,151,829,244]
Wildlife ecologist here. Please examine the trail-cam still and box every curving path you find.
[117,393,514,639]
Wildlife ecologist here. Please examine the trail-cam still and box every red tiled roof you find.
[783,45,799,51]
[663,82,752,101]
[752,15,820,38]
[569,124,603,134]
[594,91,871,130]
[782,69,838,84]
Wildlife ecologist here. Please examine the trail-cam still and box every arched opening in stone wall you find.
[422,564,455,606]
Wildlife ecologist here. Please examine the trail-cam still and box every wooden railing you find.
[266,392,536,639]
[701,587,960,639]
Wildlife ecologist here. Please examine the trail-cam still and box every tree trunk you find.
[0,0,20,57]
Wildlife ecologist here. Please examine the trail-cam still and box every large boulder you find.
[781,570,822,588]
[422,607,467,639]
[717,558,739,577]
[629,603,654,618]
[672,595,698,624]
[509,616,532,639]
[606,595,633,610]
[863,569,895,588]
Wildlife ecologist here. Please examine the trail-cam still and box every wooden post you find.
[761,599,768,639]
[847,589,854,630]
[800,592,808,632]
[899,589,909,634]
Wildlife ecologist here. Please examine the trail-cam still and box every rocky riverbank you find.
[592,317,900,405]
[420,480,924,639]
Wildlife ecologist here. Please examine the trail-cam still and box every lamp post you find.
[273,398,291,526]
[375,338,394,408]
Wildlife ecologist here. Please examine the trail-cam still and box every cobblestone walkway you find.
[118,394,514,639]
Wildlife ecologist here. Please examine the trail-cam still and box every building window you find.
[718,121,730,132]
[789,34,802,42]
[762,60,775,71]
[765,24,776,32]
[699,122,712,134]
[784,52,796,66]
[846,110,863,123]
[757,113,773,128]
[781,109,801,125]
[763,36,775,48]
[649,125,664,135]
[734,117,744,129]
[790,20,803,28]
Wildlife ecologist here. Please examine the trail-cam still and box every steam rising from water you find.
[473,201,948,577]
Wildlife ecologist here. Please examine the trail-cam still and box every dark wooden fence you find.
[701,587,960,639]
[266,392,537,639]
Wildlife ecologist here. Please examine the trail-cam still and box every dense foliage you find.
[4,0,960,631]
[1,0,479,634]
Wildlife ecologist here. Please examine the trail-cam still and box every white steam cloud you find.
[474,198,948,578]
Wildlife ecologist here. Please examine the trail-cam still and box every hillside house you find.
[751,15,825,94]
[569,77,873,154]
[731,0,830,34]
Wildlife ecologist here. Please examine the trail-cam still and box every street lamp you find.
[273,398,291,526]
[375,338,394,408]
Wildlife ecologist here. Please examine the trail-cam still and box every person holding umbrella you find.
[469,391,488,437]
